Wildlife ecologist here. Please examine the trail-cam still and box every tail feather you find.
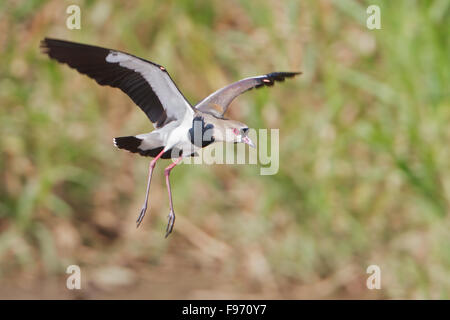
[113,136,193,158]
[113,136,143,154]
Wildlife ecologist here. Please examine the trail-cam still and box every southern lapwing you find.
[40,38,301,237]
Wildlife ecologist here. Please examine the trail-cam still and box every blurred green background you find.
[0,0,449,299]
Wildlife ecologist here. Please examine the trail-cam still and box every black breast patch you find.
[188,116,215,148]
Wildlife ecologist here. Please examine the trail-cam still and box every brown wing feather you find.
[195,72,301,117]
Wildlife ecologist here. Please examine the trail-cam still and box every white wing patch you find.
[105,51,193,121]
[105,51,125,63]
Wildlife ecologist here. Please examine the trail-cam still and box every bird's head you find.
[214,119,255,148]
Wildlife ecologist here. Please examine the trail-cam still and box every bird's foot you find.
[165,210,175,238]
[136,205,147,228]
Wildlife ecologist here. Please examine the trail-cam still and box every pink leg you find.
[164,156,182,238]
[136,149,165,228]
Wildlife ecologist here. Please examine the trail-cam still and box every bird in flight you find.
[41,38,300,237]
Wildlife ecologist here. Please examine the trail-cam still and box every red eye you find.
[233,128,239,135]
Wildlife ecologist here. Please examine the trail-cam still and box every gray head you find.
[211,118,255,148]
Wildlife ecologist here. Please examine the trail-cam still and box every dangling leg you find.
[136,149,165,228]
[164,156,182,238]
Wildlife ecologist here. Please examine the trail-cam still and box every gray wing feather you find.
[195,72,301,117]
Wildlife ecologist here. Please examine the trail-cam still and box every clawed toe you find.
[165,211,175,238]
[136,206,147,228]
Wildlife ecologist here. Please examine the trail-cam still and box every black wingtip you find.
[40,38,50,53]
[255,71,302,89]
[266,71,302,79]
[40,37,59,49]
[40,38,71,55]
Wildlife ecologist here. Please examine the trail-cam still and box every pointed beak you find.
[242,136,256,148]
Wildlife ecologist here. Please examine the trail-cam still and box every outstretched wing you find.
[195,72,301,117]
[41,38,194,128]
